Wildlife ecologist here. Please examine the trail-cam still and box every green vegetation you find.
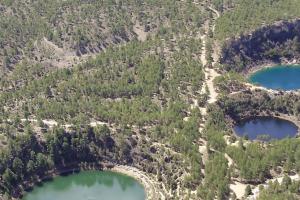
[226,138,300,182]
[215,0,300,40]
[0,5,207,125]
[214,91,300,183]
[219,20,300,72]
[197,153,230,200]
[214,71,245,94]
[0,0,208,73]
[258,176,300,200]
[0,1,212,199]
[219,91,300,120]
[0,125,142,196]
[1,0,300,199]
[195,105,231,199]
[216,1,300,73]
[1,0,133,72]
[212,0,300,199]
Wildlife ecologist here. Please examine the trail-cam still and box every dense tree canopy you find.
[215,0,300,40]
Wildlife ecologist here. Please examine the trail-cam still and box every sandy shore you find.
[275,114,300,134]
[110,165,166,200]
[230,181,247,199]
[243,60,300,89]
[245,61,299,76]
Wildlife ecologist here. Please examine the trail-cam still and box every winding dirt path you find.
[199,6,221,106]
[206,67,220,104]
[193,3,224,178]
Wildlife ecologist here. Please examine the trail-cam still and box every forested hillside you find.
[0,0,213,199]
[213,0,300,73]
[214,0,300,40]
[220,20,300,72]
[1,0,132,72]
[1,0,300,200]
[0,0,205,74]
[211,1,300,199]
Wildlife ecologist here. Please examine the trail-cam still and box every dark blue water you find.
[234,117,298,141]
[249,65,300,90]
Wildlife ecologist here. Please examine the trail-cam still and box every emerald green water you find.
[249,65,300,90]
[22,171,145,200]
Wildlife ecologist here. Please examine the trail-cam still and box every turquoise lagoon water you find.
[249,65,300,90]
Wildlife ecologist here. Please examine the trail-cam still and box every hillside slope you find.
[215,0,300,41]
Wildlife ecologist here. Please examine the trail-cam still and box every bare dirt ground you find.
[36,37,95,69]
[133,21,148,42]
[192,4,225,186]
[230,181,248,199]
[206,67,220,104]
[199,7,221,107]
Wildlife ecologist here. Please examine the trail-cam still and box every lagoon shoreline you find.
[229,113,300,141]
[243,59,300,77]
[239,61,300,93]
[8,162,163,200]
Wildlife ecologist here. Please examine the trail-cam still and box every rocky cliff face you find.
[220,19,300,72]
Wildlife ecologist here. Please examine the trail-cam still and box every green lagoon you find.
[22,171,145,200]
